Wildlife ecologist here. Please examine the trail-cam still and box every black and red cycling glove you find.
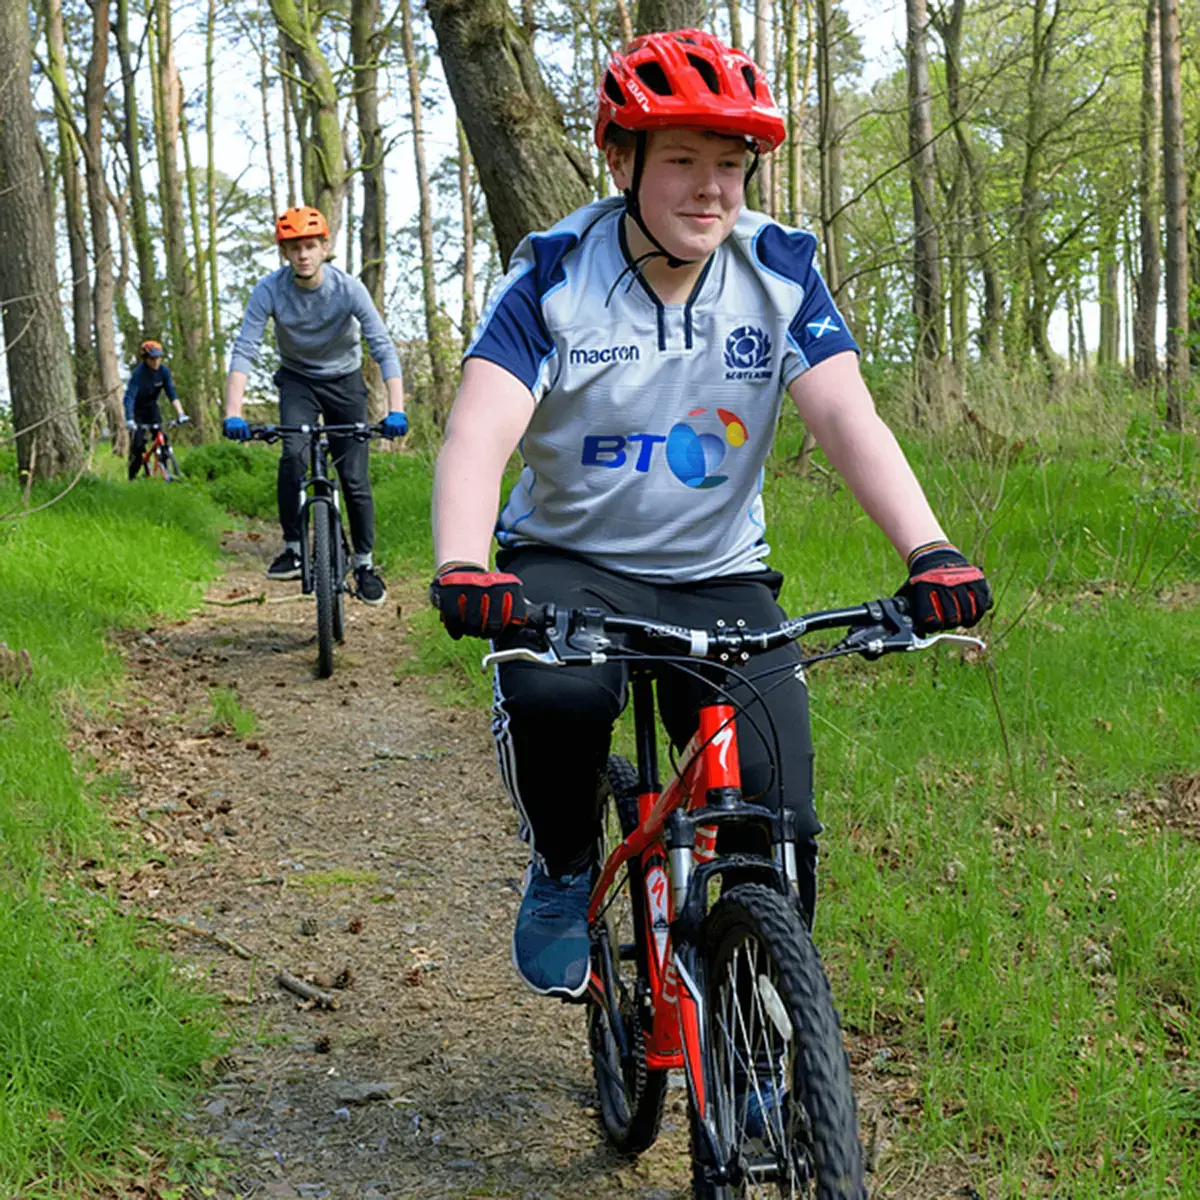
[429,562,528,640]
[898,541,992,633]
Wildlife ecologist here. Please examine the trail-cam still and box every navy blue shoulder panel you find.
[468,231,579,394]
[752,224,859,367]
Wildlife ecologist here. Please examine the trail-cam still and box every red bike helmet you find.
[275,206,329,243]
[594,30,786,154]
[140,339,164,358]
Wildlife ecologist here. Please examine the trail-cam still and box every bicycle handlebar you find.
[483,595,986,671]
[247,422,396,443]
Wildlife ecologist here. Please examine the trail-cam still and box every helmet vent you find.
[741,65,758,98]
[604,72,627,105]
[686,54,721,95]
[634,61,673,96]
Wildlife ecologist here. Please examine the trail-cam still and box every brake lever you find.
[481,646,562,669]
[911,632,987,653]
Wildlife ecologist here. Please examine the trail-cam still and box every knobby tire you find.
[692,883,864,1199]
[332,520,346,644]
[312,503,336,678]
[588,754,668,1155]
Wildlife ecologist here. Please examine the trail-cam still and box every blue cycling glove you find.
[223,416,250,441]
[381,411,409,439]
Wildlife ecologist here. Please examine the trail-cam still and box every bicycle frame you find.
[587,670,797,1134]
[137,424,172,479]
[294,431,346,598]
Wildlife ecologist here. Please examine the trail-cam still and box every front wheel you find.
[312,502,335,678]
[331,519,346,644]
[692,884,865,1199]
[588,754,668,1155]
[161,446,184,482]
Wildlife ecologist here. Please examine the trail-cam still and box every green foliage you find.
[179,440,279,520]
[207,685,257,737]
[0,464,226,1193]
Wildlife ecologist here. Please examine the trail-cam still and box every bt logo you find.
[580,407,749,489]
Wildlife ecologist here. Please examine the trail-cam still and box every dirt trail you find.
[86,528,974,1200]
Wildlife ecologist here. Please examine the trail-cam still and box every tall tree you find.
[153,0,205,402]
[206,0,223,375]
[815,0,844,293]
[352,0,387,421]
[0,0,85,478]
[634,0,702,29]
[1097,209,1120,368]
[84,0,125,450]
[401,0,452,420]
[114,0,161,338]
[256,2,280,218]
[1134,0,1161,383]
[279,34,298,207]
[458,120,477,345]
[180,88,215,422]
[932,0,1002,361]
[270,0,346,241]
[427,0,592,264]
[905,0,943,397]
[753,0,773,214]
[45,0,95,408]
[1159,0,1187,427]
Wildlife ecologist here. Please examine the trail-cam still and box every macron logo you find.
[569,344,640,366]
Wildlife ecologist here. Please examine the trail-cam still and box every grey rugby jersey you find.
[468,197,858,582]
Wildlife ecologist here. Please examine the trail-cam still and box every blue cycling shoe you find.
[512,863,591,1001]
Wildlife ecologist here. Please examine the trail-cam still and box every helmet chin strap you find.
[623,131,690,270]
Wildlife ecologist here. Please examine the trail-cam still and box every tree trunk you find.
[257,3,280,219]
[114,0,161,339]
[615,0,633,43]
[1160,0,1188,428]
[84,0,125,452]
[179,89,214,430]
[154,0,205,404]
[280,35,297,207]
[751,0,772,214]
[0,0,86,479]
[634,0,703,29]
[45,0,96,408]
[781,0,802,225]
[726,0,742,48]
[352,0,387,423]
[458,120,477,346]
[1134,0,1162,382]
[815,0,843,294]
[427,0,592,265]
[933,0,1000,361]
[1097,213,1119,369]
[906,0,943,407]
[206,0,223,376]
[270,0,346,242]
[402,0,453,422]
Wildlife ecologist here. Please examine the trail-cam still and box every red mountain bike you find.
[486,597,984,1198]
[133,419,185,482]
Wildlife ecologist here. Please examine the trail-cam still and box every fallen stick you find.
[277,970,340,1010]
[148,914,254,961]
[151,915,340,1009]
[202,592,311,607]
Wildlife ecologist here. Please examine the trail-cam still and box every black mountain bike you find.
[249,422,387,678]
[485,597,984,1197]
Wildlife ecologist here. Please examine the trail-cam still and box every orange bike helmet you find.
[140,340,164,357]
[275,206,329,243]
[595,30,786,154]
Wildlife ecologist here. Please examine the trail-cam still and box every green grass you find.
[0,453,227,1195]
[207,685,258,737]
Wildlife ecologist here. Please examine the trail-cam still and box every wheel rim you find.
[710,933,815,1197]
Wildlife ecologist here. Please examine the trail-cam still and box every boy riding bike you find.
[430,30,991,1002]
[124,340,188,480]
[222,206,408,605]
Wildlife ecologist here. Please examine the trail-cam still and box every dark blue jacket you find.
[123,363,178,423]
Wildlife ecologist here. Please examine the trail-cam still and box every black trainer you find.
[266,548,302,580]
[355,565,387,606]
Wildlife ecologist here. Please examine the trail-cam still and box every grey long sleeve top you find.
[229,264,402,382]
